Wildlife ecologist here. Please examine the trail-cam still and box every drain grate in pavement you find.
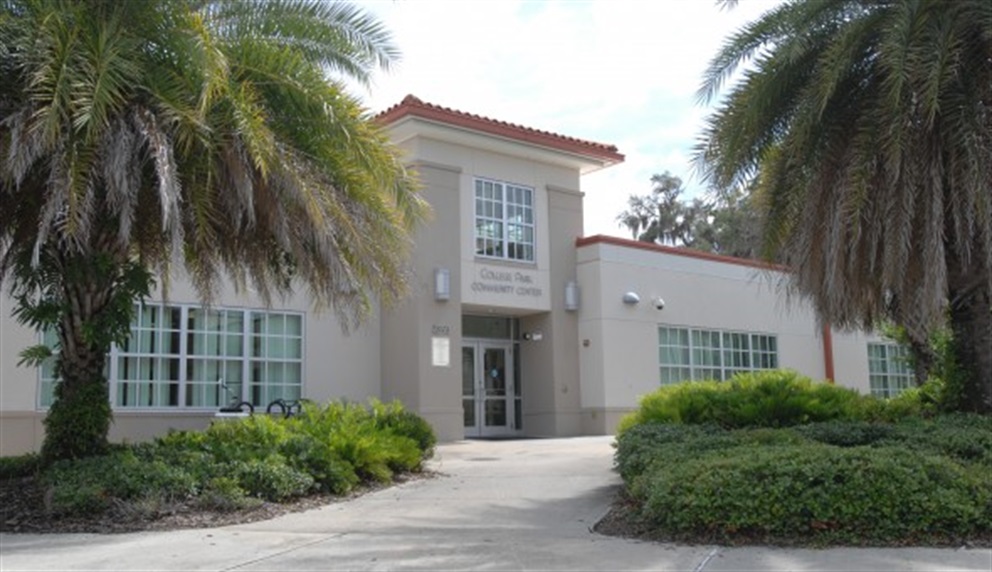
[466,457,500,462]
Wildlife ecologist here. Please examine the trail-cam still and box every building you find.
[0,96,913,455]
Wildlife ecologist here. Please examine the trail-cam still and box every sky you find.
[348,0,782,238]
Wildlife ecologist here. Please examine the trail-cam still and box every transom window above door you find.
[474,178,535,262]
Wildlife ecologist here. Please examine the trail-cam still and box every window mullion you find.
[748,334,755,374]
[716,332,724,381]
[499,182,508,258]
[109,338,119,410]
[178,305,188,409]
[687,328,696,380]
[242,309,251,406]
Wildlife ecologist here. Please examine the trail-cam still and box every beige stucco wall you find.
[518,185,584,437]
[0,271,381,455]
[382,121,589,439]
[576,241,877,434]
[0,293,40,412]
[829,328,877,394]
[380,159,465,442]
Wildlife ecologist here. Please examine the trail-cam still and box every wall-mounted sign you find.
[470,266,543,298]
[431,336,450,367]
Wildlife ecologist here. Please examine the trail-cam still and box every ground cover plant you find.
[0,399,435,532]
[606,370,992,547]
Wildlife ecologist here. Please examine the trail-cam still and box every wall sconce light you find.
[565,280,580,311]
[622,291,640,305]
[434,268,450,301]
[522,331,544,341]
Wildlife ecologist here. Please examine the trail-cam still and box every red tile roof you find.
[376,95,624,165]
[576,234,787,272]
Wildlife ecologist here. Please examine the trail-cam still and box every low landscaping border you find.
[603,371,992,547]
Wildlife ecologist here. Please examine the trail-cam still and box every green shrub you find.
[227,458,314,501]
[615,423,808,489]
[37,398,434,517]
[199,415,291,464]
[795,414,992,465]
[636,444,990,545]
[615,413,992,546]
[44,449,198,515]
[614,423,718,482]
[324,425,420,482]
[290,400,423,483]
[851,379,944,423]
[796,420,895,447]
[196,476,260,512]
[618,370,867,433]
[371,399,437,460]
[881,414,992,465]
[0,453,41,479]
[277,432,358,494]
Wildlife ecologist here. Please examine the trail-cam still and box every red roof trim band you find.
[575,234,787,272]
[376,95,625,165]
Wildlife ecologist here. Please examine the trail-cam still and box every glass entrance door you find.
[461,341,516,437]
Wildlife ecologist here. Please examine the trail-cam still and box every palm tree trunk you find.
[41,311,113,461]
[39,230,122,461]
[946,252,992,415]
[906,336,936,387]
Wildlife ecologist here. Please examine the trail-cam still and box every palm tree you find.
[695,0,991,412]
[0,0,428,460]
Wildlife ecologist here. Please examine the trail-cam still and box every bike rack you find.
[265,399,308,418]
[216,377,254,417]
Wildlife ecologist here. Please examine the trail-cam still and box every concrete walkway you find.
[1,437,990,571]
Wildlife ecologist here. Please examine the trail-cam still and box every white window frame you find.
[867,342,913,398]
[658,325,778,385]
[38,303,305,411]
[473,177,535,262]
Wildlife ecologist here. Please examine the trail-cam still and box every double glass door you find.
[462,341,517,437]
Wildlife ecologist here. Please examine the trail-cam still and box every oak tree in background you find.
[617,171,762,259]
[0,0,428,461]
[696,0,991,412]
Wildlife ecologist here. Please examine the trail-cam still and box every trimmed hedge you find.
[638,444,989,544]
[615,417,992,545]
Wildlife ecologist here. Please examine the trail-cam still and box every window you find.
[38,304,303,409]
[474,178,534,262]
[867,342,913,398]
[658,326,778,385]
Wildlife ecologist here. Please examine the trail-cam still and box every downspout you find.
[822,323,835,383]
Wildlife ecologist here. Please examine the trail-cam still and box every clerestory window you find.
[474,178,534,262]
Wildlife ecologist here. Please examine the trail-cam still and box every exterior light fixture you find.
[565,281,580,311]
[622,291,640,305]
[434,268,450,301]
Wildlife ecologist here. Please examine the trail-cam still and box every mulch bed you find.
[0,472,436,534]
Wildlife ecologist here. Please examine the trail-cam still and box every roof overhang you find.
[377,95,624,175]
